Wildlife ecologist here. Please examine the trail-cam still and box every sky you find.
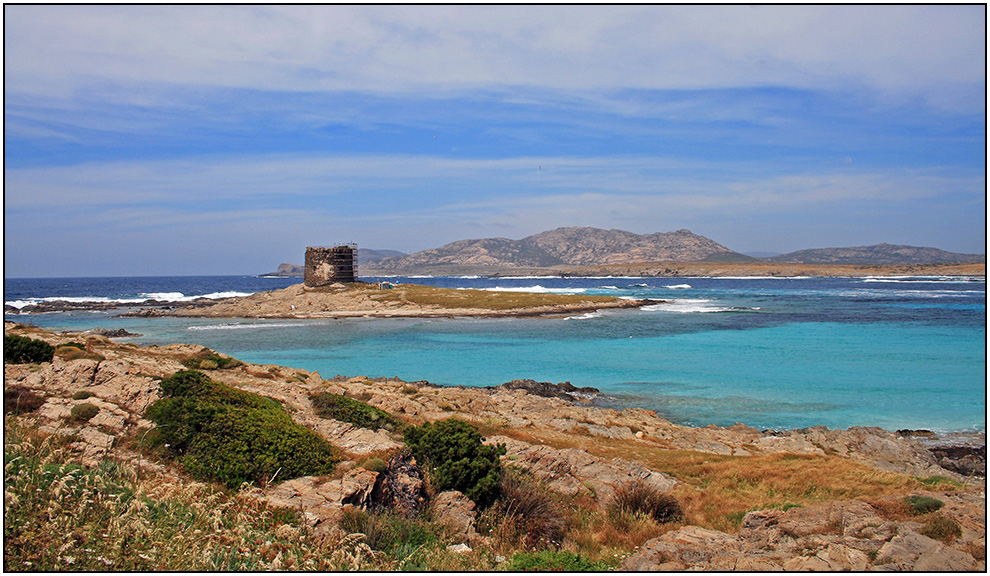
[4,5,986,277]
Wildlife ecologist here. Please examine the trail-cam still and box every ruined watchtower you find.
[304,245,357,287]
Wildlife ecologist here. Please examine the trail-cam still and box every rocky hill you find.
[770,243,985,265]
[367,227,751,272]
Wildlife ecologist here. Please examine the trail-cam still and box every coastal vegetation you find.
[4,334,55,364]
[145,370,340,488]
[311,392,404,433]
[404,418,506,509]
[181,350,244,370]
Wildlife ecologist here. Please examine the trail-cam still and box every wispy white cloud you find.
[5,5,984,111]
[6,153,980,245]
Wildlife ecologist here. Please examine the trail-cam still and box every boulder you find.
[621,526,740,570]
[263,469,379,530]
[431,490,479,544]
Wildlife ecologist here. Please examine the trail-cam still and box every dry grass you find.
[504,427,922,533]
[3,421,394,571]
[355,283,623,311]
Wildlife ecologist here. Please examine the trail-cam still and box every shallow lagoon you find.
[6,275,985,432]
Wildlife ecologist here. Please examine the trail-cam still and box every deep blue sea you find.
[5,274,986,433]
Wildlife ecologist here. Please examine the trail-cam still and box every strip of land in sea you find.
[126,282,652,319]
[360,261,986,278]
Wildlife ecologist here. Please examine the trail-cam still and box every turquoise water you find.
[5,275,985,432]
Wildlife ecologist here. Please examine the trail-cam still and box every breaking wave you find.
[641,299,760,313]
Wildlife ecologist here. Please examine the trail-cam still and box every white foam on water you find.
[640,299,761,313]
[462,285,588,294]
[565,311,603,320]
[188,321,321,331]
[664,284,692,289]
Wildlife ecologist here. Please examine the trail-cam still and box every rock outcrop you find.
[431,491,481,545]
[493,379,599,401]
[623,495,985,571]
[489,435,677,503]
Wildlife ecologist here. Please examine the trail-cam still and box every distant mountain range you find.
[368,227,752,272]
[269,228,984,275]
[768,243,985,265]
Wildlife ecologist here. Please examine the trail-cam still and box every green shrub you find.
[59,342,87,350]
[920,513,962,543]
[311,392,403,433]
[4,386,46,415]
[70,403,100,423]
[181,352,243,370]
[403,418,505,508]
[4,334,55,364]
[146,370,340,488]
[361,457,387,472]
[906,495,944,516]
[608,479,683,524]
[503,550,614,571]
[72,390,95,400]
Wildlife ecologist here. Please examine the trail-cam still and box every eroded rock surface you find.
[623,495,985,571]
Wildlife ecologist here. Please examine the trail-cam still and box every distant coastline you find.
[358,261,986,279]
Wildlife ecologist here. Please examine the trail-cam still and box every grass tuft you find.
[608,479,683,525]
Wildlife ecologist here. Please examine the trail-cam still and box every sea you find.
[4,274,986,434]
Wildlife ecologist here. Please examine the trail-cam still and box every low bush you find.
[70,403,100,423]
[59,342,87,350]
[181,351,243,370]
[361,458,387,472]
[403,418,505,509]
[4,334,55,364]
[916,475,963,488]
[55,346,105,361]
[608,479,683,524]
[920,513,962,543]
[146,370,340,488]
[72,390,95,400]
[4,386,46,415]
[480,468,565,549]
[502,550,614,572]
[311,392,403,433]
[906,495,944,516]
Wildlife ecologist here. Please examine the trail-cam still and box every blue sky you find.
[4,5,986,277]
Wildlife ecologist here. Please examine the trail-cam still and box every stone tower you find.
[304,245,357,286]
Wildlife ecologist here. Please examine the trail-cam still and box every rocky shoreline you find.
[4,322,985,571]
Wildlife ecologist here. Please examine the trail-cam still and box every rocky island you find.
[4,321,985,571]
[125,281,651,319]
